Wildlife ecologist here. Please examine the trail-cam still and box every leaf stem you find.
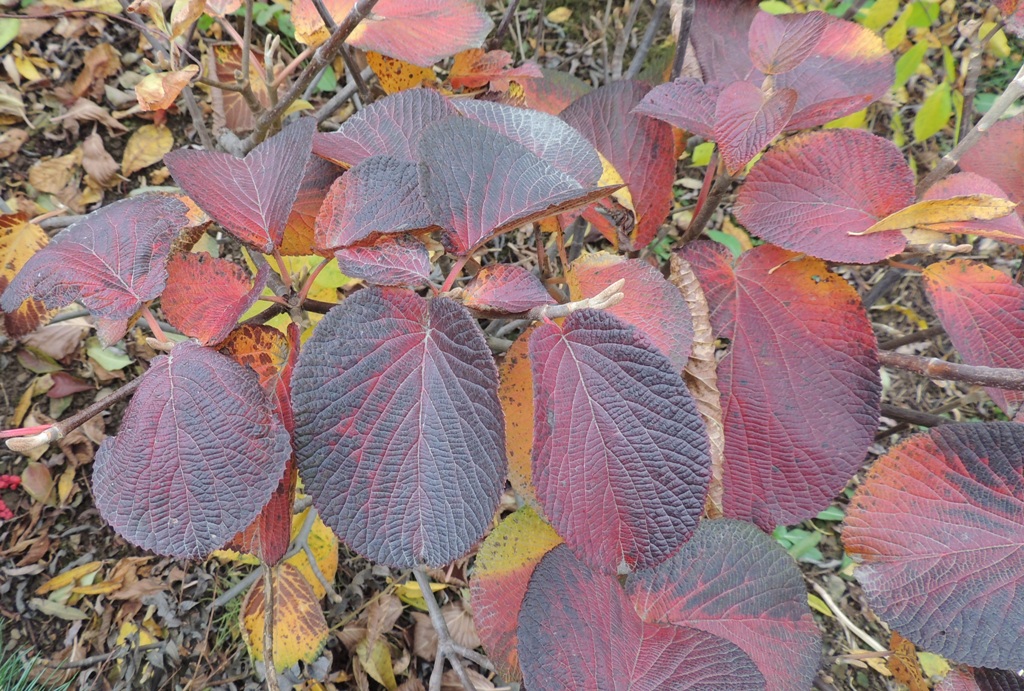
[142,305,169,343]
[271,249,293,291]
[296,257,332,306]
[441,254,472,294]
[262,566,281,691]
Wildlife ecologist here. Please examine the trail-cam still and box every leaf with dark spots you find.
[461,265,554,314]
[560,81,676,249]
[449,48,542,91]
[0,213,51,339]
[735,129,915,263]
[417,116,615,255]
[313,89,458,168]
[843,423,1024,670]
[632,78,719,139]
[683,242,881,529]
[627,519,821,691]
[0,194,190,346]
[291,288,506,567]
[333,234,432,287]
[713,81,796,175]
[529,309,710,573]
[161,253,269,346]
[470,506,562,681]
[748,10,827,75]
[279,155,342,257]
[518,545,766,690]
[566,252,693,373]
[923,260,1024,418]
[498,325,539,507]
[313,155,434,251]
[220,321,298,433]
[93,341,291,560]
[452,99,603,185]
[165,118,316,253]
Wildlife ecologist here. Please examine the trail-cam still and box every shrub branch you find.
[879,351,1024,391]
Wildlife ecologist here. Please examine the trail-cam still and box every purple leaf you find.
[713,82,796,175]
[333,234,432,287]
[632,78,719,139]
[462,264,555,314]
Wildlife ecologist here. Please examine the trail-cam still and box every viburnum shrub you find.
[1,0,1024,688]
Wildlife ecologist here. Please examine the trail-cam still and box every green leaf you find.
[906,0,939,28]
[758,1,793,14]
[913,82,952,142]
[895,41,928,86]
[861,0,898,31]
[0,18,19,52]
[705,230,744,259]
[85,337,134,371]
[942,46,957,85]
[816,505,845,522]
[691,141,715,167]
[316,65,337,93]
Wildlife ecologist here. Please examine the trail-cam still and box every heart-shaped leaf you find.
[292,288,506,567]
[843,423,1024,670]
[627,519,821,691]
[452,99,603,185]
[633,78,719,139]
[518,545,766,689]
[333,234,432,287]
[566,252,693,373]
[560,81,675,249]
[314,155,434,251]
[461,265,554,314]
[713,81,796,175]
[923,260,1024,416]
[313,89,458,168]
[683,242,881,529]
[165,118,316,253]
[529,309,710,572]
[292,0,493,66]
[0,195,190,345]
[418,116,614,255]
[470,506,562,681]
[93,342,291,559]
[735,129,915,263]
[748,10,827,75]
[161,253,269,346]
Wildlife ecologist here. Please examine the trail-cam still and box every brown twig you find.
[917,59,1024,195]
[878,325,945,350]
[959,20,1004,142]
[624,0,670,80]
[670,0,695,81]
[241,0,382,152]
[878,351,1024,391]
[681,165,734,245]
[414,567,479,691]
[879,403,951,428]
[611,0,644,79]
[38,643,164,669]
[490,0,521,50]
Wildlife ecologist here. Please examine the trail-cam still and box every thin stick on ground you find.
[808,581,886,653]
[414,567,485,691]
[879,351,1024,391]
[489,0,521,50]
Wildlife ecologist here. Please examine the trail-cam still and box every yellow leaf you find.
[29,149,83,195]
[807,593,833,618]
[917,651,950,680]
[36,561,103,595]
[135,66,199,112]
[0,213,50,338]
[13,47,42,82]
[169,0,205,37]
[211,548,262,566]
[824,109,867,130]
[286,507,339,600]
[546,6,572,23]
[597,152,633,212]
[853,195,1018,236]
[283,99,314,116]
[357,639,397,690]
[122,124,173,177]
[981,22,1010,59]
[395,579,446,610]
[57,466,75,505]
[117,621,156,647]
[240,564,329,671]
[367,51,437,94]
[72,580,123,595]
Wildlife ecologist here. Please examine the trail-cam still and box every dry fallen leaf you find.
[0,127,28,159]
[0,213,50,338]
[82,131,120,187]
[21,317,92,361]
[29,149,83,195]
[0,82,29,125]
[72,43,121,99]
[51,98,127,136]
[135,65,198,111]
[204,0,242,14]
[122,123,173,176]
[169,0,205,37]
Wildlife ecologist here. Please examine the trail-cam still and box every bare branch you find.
[414,567,481,691]
[624,0,670,80]
[670,0,695,81]
[879,351,1024,391]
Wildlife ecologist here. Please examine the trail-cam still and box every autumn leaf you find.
[122,123,173,177]
[135,66,199,112]
[366,51,438,94]
[853,195,1018,236]
[0,213,50,339]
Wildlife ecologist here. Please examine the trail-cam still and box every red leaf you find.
[279,155,342,257]
[47,371,94,398]
[959,113,1024,216]
[937,667,1024,691]
[923,260,1024,416]
[228,459,296,565]
[313,155,434,251]
[449,48,542,91]
[461,265,554,314]
[333,234,431,287]
[748,10,827,75]
[221,322,297,432]
[691,2,893,128]
[632,77,719,139]
[93,342,291,559]
[627,519,821,691]
[567,253,693,373]
[0,195,190,345]
[518,545,765,689]
[921,173,1024,242]
[452,99,604,185]
[713,81,796,175]
[684,242,881,529]
[165,118,316,253]
[313,89,457,168]
[560,81,676,249]
[293,0,493,67]
[529,309,710,572]
[161,253,269,346]
[735,129,915,263]
[843,423,1024,670]
[521,68,592,115]
[418,117,614,255]
[292,288,506,567]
